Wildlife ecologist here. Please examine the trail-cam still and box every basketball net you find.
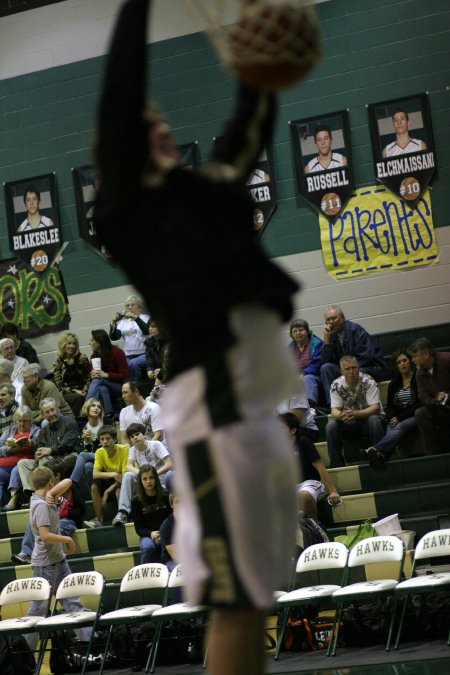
[184,0,321,72]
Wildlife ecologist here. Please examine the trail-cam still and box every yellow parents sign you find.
[319,186,438,279]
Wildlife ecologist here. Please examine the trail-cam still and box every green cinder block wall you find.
[0,0,448,297]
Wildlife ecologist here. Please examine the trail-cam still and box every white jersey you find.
[116,314,149,355]
[119,400,163,435]
[18,215,53,232]
[305,152,346,173]
[11,355,29,382]
[383,138,423,157]
[128,439,169,471]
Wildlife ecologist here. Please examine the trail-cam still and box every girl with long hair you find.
[131,464,171,563]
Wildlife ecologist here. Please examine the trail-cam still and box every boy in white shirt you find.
[112,422,173,525]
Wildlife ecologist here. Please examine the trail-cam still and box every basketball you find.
[228,1,322,90]
[321,192,342,217]
[399,176,420,201]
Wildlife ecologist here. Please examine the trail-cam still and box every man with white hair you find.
[0,338,29,382]
[17,397,80,499]
[0,358,22,405]
[21,363,73,423]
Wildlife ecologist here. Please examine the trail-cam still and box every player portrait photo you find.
[290,110,354,221]
[73,164,110,260]
[368,93,436,205]
[4,173,62,274]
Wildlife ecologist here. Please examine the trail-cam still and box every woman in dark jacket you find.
[131,464,171,563]
[361,348,419,467]
[53,332,91,417]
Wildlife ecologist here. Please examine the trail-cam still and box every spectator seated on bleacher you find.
[276,386,320,442]
[17,397,81,505]
[0,404,39,510]
[53,332,91,418]
[130,464,171,564]
[0,321,39,365]
[326,356,386,468]
[22,363,74,423]
[109,294,150,380]
[279,412,340,518]
[360,348,419,468]
[0,337,29,382]
[69,397,106,489]
[112,422,173,526]
[0,381,18,434]
[83,425,128,528]
[85,329,129,417]
[320,305,386,407]
[145,319,169,391]
[159,492,179,573]
[288,319,323,409]
[409,338,450,454]
[120,379,164,443]
[0,359,23,406]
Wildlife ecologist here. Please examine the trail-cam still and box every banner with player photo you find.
[368,94,436,207]
[214,138,277,236]
[0,257,70,337]
[319,186,438,280]
[4,173,63,275]
[290,110,354,223]
[246,145,277,236]
[74,143,200,259]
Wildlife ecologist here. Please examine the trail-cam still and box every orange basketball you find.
[321,193,341,217]
[228,2,322,90]
[399,176,420,201]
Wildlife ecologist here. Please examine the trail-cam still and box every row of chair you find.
[0,563,208,675]
[275,529,450,660]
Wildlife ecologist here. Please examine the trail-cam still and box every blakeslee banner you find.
[319,186,438,279]
[0,258,70,337]
[4,173,63,274]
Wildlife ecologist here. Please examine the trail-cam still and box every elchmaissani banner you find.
[367,94,436,206]
[319,186,438,279]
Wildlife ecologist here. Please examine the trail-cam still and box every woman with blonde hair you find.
[69,397,106,486]
[53,332,91,416]
[110,294,150,378]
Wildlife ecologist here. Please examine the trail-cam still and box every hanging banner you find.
[72,165,109,261]
[73,143,200,260]
[4,173,63,274]
[367,94,436,206]
[290,110,354,222]
[245,145,277,236]
[214,138,277,236]
[0,258,70,337]
[319,186,438,279]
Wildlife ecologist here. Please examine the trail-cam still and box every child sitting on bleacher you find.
[83,425,128,528]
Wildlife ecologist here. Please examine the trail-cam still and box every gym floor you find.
[104,640,450,675]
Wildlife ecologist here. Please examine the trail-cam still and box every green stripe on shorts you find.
[186,438,250,607]
[204,354,241,428]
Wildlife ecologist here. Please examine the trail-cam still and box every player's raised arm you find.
[95,0,151,206]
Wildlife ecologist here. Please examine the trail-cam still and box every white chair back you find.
[120,563,170,592]
[297,542,348,573]
[414,528,450,560]
[56,571,104,600]
[168,564,183,588]
[0,577,51,606]
[348,535,404,567]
